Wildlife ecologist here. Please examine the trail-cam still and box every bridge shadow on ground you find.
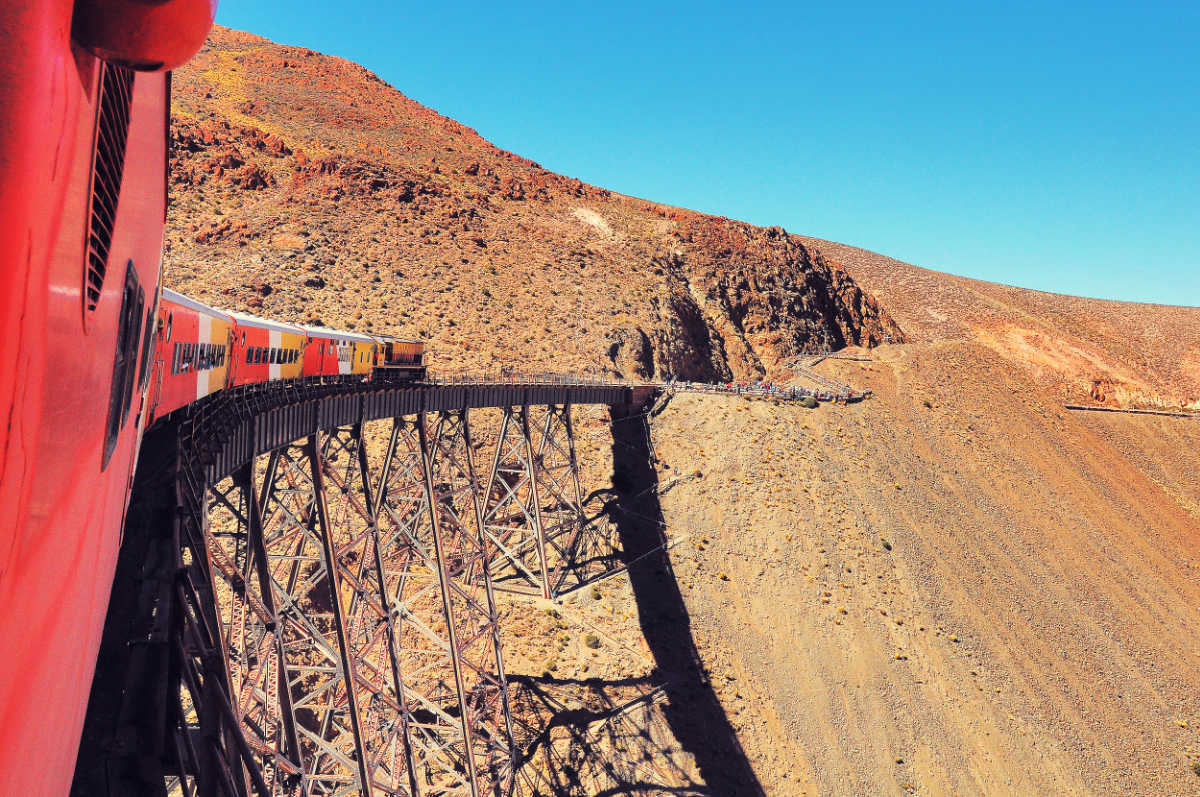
[509,674,705,796]
[599,404,766,796]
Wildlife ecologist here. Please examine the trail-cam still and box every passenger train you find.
[152,288,425,425]
[0,2,422,793]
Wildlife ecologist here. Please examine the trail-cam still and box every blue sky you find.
[215,1,1199,307]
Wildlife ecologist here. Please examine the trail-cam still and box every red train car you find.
[302,324,378,377]
[150,288,235,422]
[227,309,307,387]
[0,3,215,795]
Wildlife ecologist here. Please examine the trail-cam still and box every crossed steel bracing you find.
[165,404,609,797]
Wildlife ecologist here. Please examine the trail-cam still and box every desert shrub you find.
[800,396,819,409]
[584,634,601,649]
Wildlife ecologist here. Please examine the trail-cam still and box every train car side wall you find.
[0,8,171,793]
[151,292,234,422]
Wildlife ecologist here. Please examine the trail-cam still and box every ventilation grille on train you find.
[85,63,135,316]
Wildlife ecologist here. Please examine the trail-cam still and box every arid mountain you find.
[164,25,1200,796]
[165,26,900,381]
[799,238,1200,410]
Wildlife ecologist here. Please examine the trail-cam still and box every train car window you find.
[103,261,143,469]
[245,347,253,364]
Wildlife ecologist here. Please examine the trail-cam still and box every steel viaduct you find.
[73,376,661,797]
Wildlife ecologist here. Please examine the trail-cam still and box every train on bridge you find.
[0,2,426,794]
[153,288,426,425]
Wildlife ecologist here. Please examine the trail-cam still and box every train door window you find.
[103,261,144,469]
[136,302,155,388]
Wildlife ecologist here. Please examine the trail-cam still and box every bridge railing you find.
[663,378,866,404]
[424,371,651,388]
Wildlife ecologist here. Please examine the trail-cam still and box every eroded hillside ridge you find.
[799,237,1200,410]
[164,26,902,381]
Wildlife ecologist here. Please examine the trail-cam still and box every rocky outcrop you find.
[598,224,904,382]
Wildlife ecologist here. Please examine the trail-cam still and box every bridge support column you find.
[481,404,595,599]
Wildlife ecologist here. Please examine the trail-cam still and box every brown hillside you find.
[164,26,899,381]
[163,25,1200,796]
[651,354,1200,795]
[798,238,1200,410]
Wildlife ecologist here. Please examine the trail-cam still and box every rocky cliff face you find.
[164,27,902,380]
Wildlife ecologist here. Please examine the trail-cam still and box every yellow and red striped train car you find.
[151,288,234,421]
[228,309,307,387]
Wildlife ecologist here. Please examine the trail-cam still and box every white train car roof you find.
[373,334,425,345]
[161,288,234,322]
[224,308,307,335]
[299,324,376,344]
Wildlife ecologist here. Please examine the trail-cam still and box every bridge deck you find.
[167,375,657,482]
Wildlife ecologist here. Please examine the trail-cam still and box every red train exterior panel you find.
[0,3,214,794]
[0,5,432,792]
[0,29,168,797]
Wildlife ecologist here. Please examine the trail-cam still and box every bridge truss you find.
[74,380,650,797]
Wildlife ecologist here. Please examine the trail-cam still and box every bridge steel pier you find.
[74,379,654,797]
